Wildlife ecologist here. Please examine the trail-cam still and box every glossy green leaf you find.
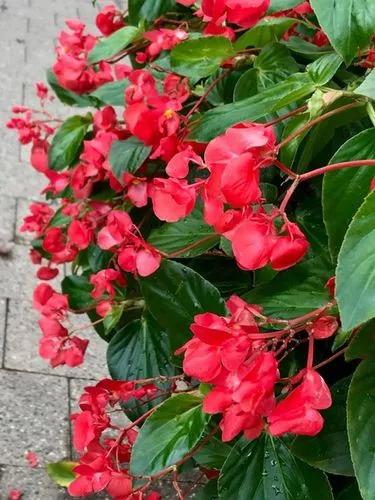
[47,461,77,487]
[347,360,375,500]
[323,129,375,259]
[310,0,375,64]
[283,37,333,59]
[194,437,232,470]
[128,0,176,24]
[91,79,129,106]
[140,260,226,350]
[255,43,299,90]
[235,18,297,50]
[171,37,235,79]
[130,394,209,476]
[306,53,343,86]
[219,435,333,499]
[268,0,301,13]
[48,115,91,171]
[148,208,219,258]
[233,68,258,101]
[88,26,139,64]
[61,275,95,311]
[355,70,375,100]
[243,257,332,319]
[109,137,151,181]
[190,72,315,142]
[345,319,375,361]
[336,192,375,331]
[291,377,354,476]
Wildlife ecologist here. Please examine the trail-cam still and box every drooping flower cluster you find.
[178,295,333,441]
[69,379,161,498]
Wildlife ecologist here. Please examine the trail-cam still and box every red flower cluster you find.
[96,4,125,36]
[136,29,189,63]
[33,283,88,367]
[70,379,159,499]
[178,295,332,441]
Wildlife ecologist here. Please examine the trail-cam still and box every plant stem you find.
[164,234,218,258]
[313,347,347,370]
[265,104,308,127]
[277,102,364,151]
[300,159,375,182]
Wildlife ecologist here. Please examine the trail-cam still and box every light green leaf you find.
[347,360,375,499]
[336,192,375,331]
[170,36,235,79]
[130,394,209,476]
[48,115,91,171]
[354,70,375,100]
[109,137,151,181]
[268,0,302,13]
[88,26,139,64]
[91,79,129,106]
[310,0,375,64]
[103,303,124,333]
[307,53,343,86]
[47,461,77,487]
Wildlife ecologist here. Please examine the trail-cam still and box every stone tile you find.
[0,298,6,367]
[0,156,44,198]
[5,299,109,379]
[0,369,70,466]
[0,195,16,242]
[0,244,38,299]
[0,465,68,500]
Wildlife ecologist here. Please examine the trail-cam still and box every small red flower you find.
[308,316,339,340]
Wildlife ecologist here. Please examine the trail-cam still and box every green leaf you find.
[128,0,176,24]
[233,68,258,101]
[337,482,362,500]
[194,437,232,470]
[345,319,375,361]
[243,257,332,319]
[306,53,343,86]
[323,129,375,259]
[103,303,124,333]
[170,37,235,79]
[336,192,375,331]
[268,0,302,13]
[280,112,310,166]
[61,275,95,311]
[219,435,333,499]
[47,69,96,107]
[354,70,375,100]
[235,18,297,50]
[255,43,299,90]
[310,0,375,64]
[283,37,333,59]
[195,479,219,500]
[291,377,354,476]
[87,245,113,273]
[109,138,151,181]
[332,328,352,352]
[48,115,91,171]
[347,359,375,500]
[140,260,226,350]
[148,207,219,258]
[190,72,316,142]
[91,79,129,106]
[88,26,139,64]
[130,394,209,476]
[47,461,77,487]
[48,208,72,228]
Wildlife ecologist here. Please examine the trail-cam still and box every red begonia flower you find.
[308,316,339,340]
[96,5,125,36]
[149,178,197,222]
[270,222,309,271]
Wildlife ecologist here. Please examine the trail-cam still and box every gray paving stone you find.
[0,369,70,466]
[0,244,38,299]
[0,465,68,500]
[0,155,44,198]
[0,195,16,242]
[5,299,109,380]
[0,298,6,367]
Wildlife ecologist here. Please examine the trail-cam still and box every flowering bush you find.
[7,0,375,498]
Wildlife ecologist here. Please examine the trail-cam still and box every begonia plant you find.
[7,0,375,498]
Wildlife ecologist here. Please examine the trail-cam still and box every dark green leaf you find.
[337,482,362,500]
[280,112,310,166]
[354,70,375,100]
[140,260,226,350]
[171,37,234,79]
[323,129,375,259]
[47,69,96,107]
[233,68,258,101]
[48,115,91,171]
[128,0,176,25]
[148,208,219,258]
[190,72,315,142]
[291,377,354,476]
[345,319,375,361]
[194,479,219,500]
[255,43,299,90]
[235,18,297,49]
[91,79,129,106]
[219,435,333,499]
[310,0,375,64]
[332,328,352,352]
[47,461,77,487]
[194,437,232,470]
[48,208,72,228]
[87,245,113,273]
[88,26,139,64]
[268,0,302,13]
[243,257,332,319]
[61,275,95,311]
[130,394,209,476]
[109,138,151,181]
[347,359,375,500]
[283,37,333,59]
[336,192,375,331]
[306,53,343,86]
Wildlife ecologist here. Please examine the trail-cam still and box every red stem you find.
[307,335,315,369]
[265,105,308,127]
